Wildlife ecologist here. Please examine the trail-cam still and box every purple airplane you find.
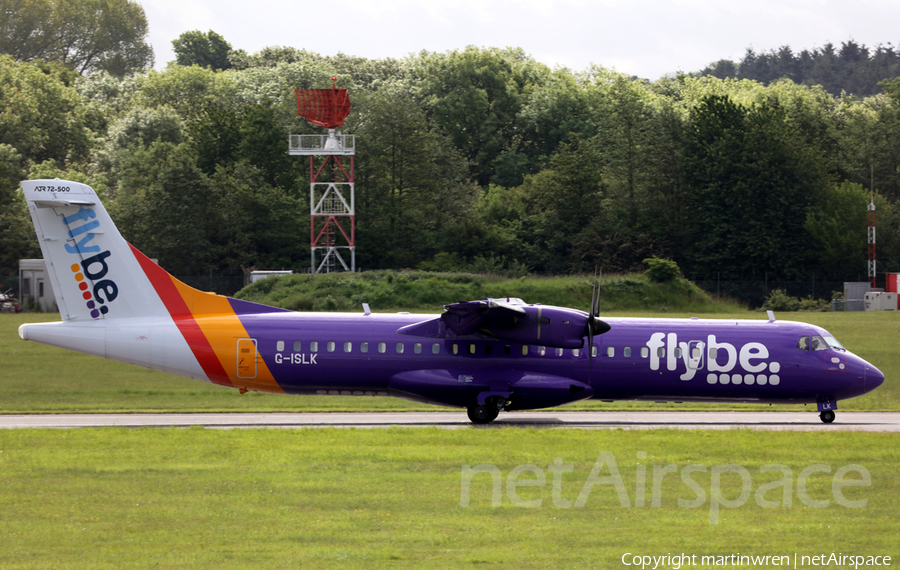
[17,180,884,424]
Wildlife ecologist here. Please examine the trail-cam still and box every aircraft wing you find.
[397,299,603,349]
[442,299,526,335]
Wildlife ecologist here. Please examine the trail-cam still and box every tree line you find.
[702,40,900,97]
[2,20,900,303]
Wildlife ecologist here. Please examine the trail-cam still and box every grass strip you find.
[0,428,898,569]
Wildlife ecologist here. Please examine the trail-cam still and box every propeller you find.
[587,270,611,378]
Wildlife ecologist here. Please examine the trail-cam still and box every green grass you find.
[0,428,897,569]
[2,310,899,413]
[234,271,744,313]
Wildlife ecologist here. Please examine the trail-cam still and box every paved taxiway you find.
[0,411,899,431]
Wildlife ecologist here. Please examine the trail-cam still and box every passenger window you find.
[811,336,828,351]
[396,343,405,354]
[708,347,717,360]
[640,347,649,358]
[624,347,632,357]
[360,342,369,353]
[432,343,440,354]
[606,346,615,357]
[344,342,352,353]
[796,336,810,351]
[293,341,302,352]
[572,348,580,357]
[414,343,422,354]
[310,341,318,352]
[521,345,529,356]
[468,344,476,355]
[657,347,665,358]
[276,341,284,352]
[378,342,386,354]
[327,342,335,352]
[591,346,598,357]
[485,344,493,356]
[503,345,511,356]
[452,343,459,355]
[555,348,563,357]
[674,347,682,358]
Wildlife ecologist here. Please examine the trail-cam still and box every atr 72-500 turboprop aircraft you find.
[18,180,884,424]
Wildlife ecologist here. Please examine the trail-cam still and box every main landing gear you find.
[467,396,506,424]
[819,410,836,424]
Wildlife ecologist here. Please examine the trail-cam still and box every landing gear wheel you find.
[820,410,836,424]
[467,403,500,424]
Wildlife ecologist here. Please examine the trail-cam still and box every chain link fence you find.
[690,274,849,308]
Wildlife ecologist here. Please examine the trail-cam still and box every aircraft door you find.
[687,341,705,369]
[237,338,258,379]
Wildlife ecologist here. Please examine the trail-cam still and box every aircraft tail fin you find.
[20,179,283,322]
[20,180,173,321]
[19,179,289,394]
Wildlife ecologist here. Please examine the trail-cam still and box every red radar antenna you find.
[295,77,351,129]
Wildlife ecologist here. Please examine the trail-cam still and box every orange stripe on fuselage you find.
[129,244,284,394]
[167,278,285,394]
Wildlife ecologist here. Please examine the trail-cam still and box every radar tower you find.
[290,78,355,274]
[868,167,876,289]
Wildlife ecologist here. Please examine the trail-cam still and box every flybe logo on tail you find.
[63,207,102,253]
[62,207,119,319]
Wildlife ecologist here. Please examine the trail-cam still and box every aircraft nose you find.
[868,364,885,391]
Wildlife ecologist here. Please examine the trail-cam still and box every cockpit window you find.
[796,336,810,350]
[811,336,828,351]
[823,335,846,351]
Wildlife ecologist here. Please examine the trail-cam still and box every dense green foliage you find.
[0,0,153,75]
[703,40,900,97]
[171,30,233,71]
[2,28,900,300]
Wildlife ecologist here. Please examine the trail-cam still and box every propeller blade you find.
[588,270,598,379]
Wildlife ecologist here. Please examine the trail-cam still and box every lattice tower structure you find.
[869,192,876,289]
[290,79,355,274]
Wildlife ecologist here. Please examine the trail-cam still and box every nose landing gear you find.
[819,410,836,424]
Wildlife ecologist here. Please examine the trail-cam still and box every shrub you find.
[762,289,830,312]
[762,289,801,311]
[642,257,681,283]
[469,255,530,278]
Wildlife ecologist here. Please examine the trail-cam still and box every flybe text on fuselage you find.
[645,332,782,385]
[62,206,119,319]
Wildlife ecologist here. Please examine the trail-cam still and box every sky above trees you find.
[143,0,900,79]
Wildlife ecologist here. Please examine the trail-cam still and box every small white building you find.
[249,270,293,283]
[18,259,56,312]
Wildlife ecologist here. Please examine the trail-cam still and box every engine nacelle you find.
[478,305,591,349]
